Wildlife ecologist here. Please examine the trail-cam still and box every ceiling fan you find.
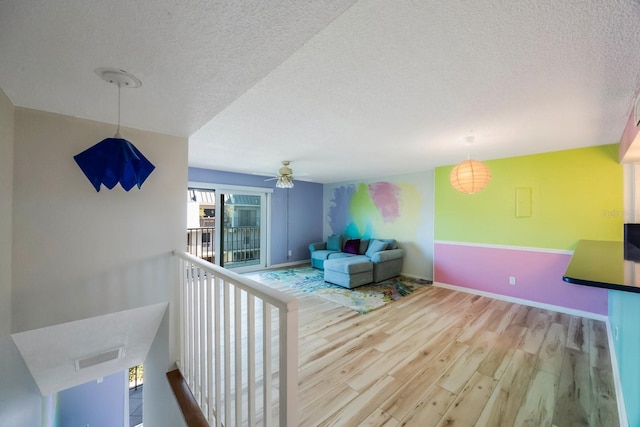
[265,161,294,188]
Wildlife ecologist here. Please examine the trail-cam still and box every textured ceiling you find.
[0,0,358,138]
[2,0,640,183]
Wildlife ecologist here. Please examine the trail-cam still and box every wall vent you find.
[74,347,124,370]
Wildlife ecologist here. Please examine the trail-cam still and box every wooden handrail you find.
[166,369,209,427]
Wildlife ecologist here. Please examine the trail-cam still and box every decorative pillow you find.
[343,238,360,254]
[327,234,342,251]
[382,239,398,250]
[365,239,388,258]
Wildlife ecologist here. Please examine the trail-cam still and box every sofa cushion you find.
[379,238,398,249]
[327,252,356,260]
[327,234,342,251]
[365,239,388,258]
[343,238,360,254]
[324,256,372,274]
[359,239,370,255]
[311,250,339,262]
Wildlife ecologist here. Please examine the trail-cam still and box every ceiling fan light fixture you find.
[276,174,294,188]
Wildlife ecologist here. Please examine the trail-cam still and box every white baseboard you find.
[433,282,608,321]
[606,319,629,427]
[400,272,434,282]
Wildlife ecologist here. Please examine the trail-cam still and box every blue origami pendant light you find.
[74,68,155,192]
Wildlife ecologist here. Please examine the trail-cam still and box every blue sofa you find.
[308,234,406,288]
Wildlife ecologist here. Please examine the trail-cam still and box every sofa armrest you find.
[309,242,327,252]
[369,248,405,263]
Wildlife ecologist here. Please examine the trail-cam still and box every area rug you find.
[249,266,432,314]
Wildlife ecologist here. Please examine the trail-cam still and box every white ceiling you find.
[11,303,167,395]
[2,0,640,183]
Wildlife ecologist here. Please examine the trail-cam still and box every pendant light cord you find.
[115,84,122,138]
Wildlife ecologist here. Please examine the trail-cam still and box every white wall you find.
[0,89,43,426]
[323,170,435,280]
[10,107,188,424]
[12,108,187,332]
[144,308,187,427]
[0,78,14,352]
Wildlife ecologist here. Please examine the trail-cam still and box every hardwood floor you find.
[253,274,620,426]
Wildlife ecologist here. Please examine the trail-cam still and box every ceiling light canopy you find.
[449,136,491,194]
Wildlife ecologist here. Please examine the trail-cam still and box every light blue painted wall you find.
[609,289,640,426]
[189,168,324,265]
[56,371,126,427]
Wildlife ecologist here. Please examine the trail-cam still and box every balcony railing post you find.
[279,302,298,426]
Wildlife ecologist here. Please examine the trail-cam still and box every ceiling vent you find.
[74,347,124,371]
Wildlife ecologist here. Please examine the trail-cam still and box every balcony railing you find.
[187,226,261,268]
[187,228,216,262]
[173,250,298,426]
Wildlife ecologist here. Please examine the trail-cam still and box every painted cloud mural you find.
[328,181,421,240]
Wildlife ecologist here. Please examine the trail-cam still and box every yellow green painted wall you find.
[434,144,624,249]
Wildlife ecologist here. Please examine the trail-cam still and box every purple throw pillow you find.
[343,238,361,255]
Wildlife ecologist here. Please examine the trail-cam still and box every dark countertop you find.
[563,239,640,293]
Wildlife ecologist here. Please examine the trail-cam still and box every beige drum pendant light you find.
[449,136,491,194]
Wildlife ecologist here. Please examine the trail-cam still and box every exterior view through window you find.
[187,188,267,271]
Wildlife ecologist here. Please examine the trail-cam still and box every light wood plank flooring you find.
[253,274,620,427]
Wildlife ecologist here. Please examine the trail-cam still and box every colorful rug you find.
[248,266,432,314]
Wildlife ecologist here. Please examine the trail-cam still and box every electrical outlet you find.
[509,276,516,285]
[288,250,292,257]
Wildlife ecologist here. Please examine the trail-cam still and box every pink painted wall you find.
[434,243,608,315]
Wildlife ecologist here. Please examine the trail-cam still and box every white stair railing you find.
[173,250,298,426]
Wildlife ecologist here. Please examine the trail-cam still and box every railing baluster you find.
[247,294,256,427]
[224,280,231,426]
[179,258,186,376]
[280,305,298,425]
[206,272,214,423]
[263,300,272,427]
[234,286,242,425]
[199,269,207,409]
[214,276,222,427]
[186,262,193,385]
[193,266,201,403]
[173,250,297,426]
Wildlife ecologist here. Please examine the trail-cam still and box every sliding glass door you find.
[187,184,270,273]
[218,191,266,271]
